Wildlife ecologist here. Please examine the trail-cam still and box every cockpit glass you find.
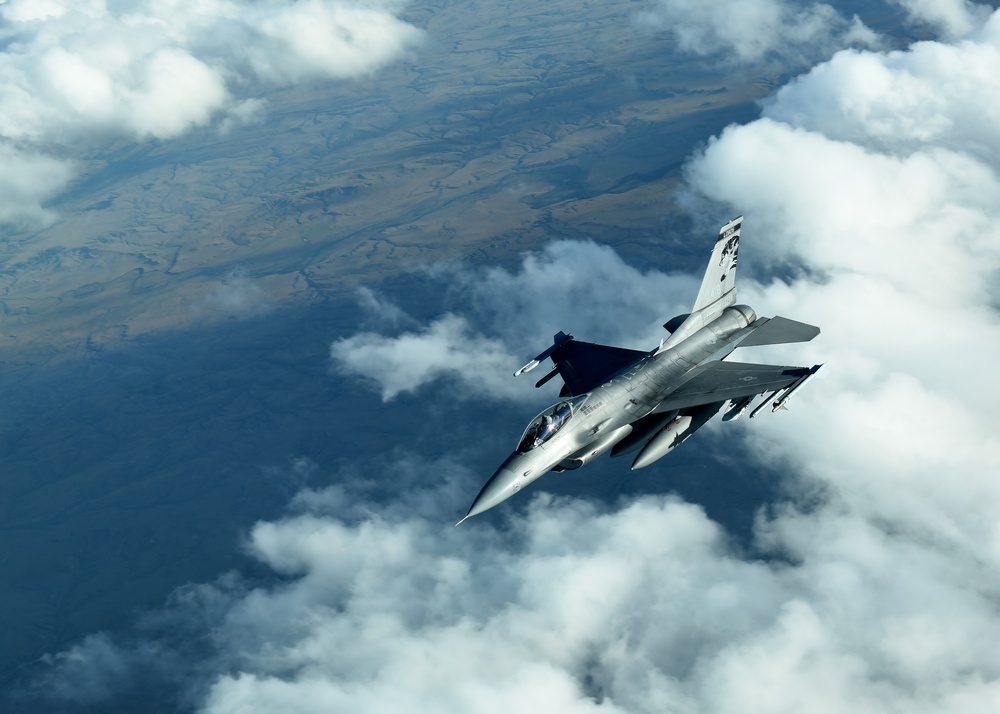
[517,395,588,452]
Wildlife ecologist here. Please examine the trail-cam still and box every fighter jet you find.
[459,216,822,524]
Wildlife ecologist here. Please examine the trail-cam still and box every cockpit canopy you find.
[517,395,588,453]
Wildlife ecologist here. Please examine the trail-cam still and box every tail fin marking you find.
[692,215,741,314]
[659,216,742,350]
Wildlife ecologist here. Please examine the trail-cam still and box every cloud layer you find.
[679,4,1000,584]
[890,0,992,40]
[330,241,699,402]
[0,0,423,226]
[635,0,879,67]
[233,6,1000,712]
[17,5,1000,714]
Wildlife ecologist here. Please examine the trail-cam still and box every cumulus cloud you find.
[635,0,880,67]
[29,633,139,705]
[0,0,424,225]
[195,495,770,714]
[330,241,699,402]
[199,267,273,318]
[761,16,1000,162]
[19,463,1000,713]
[889,0,993,40]
[353,286,416,328]
[238,9,1000,713]
[331,314,524,401]
[676,6,1000,702]
[0,144,75,226]
[18,7,1000,714]
[457,240,698,350]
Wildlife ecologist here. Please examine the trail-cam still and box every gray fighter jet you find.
[459,216,822,524]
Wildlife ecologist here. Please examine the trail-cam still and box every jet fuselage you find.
[459,215,821,524]
[463,305,758,520]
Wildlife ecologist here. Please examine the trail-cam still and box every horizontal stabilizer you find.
[738,316,820,348]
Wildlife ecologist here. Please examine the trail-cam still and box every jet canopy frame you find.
[517,394,589,453]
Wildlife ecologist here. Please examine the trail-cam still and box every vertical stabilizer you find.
[660,216,743,350]
[692,215,741,313]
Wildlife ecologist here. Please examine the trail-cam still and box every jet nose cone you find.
[458,466,521,525]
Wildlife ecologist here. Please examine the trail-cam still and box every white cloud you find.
[31,633,138,705]
[124,48,230,140]
[353,285,417,328]
[762,16,1000,162]
[0,0,424,225]
[0,144,75,227]
[329,241,699,403]
[636,0,880,67]
[287,10,1000,714]
[186,428,1000,714]
[199,267,273,318]
[686,120,1000,306]
[20,7,1000,714]
[457,240,698,350]
[330,314,523,401]
[889,0,992,40]
[244,0,424,82]
[679,3,1000,687]
[26,475,1000,713]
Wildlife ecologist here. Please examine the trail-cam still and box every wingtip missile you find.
[771,363,822,412]
[514,332,573,377]
[514,359,540,377]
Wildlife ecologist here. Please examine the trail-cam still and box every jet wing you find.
[651,360,814,413]
[551,340,649,396]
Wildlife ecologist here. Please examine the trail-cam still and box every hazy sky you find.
[5,0,1000,712]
